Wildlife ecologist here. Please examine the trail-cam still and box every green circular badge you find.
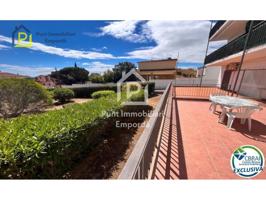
[231,145,264,178]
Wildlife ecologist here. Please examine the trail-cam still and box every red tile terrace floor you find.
[151,88,266,179]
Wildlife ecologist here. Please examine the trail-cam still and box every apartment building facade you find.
[204,20,266,100]
[138,58,177,80]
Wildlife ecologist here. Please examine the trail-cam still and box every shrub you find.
[129,89,145,102]
[0,93,123,178]
[123,82,155,97]
[53,88,74,103]
[91,90,115,99]
[47,89,54,99]
[0,78,51,118]
[122,82,141,92]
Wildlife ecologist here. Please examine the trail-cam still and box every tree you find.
[51,66,89,85]
[89,73,104,83]
[103,70,114,83]
[112,62,136,82]
[0,78,51,118]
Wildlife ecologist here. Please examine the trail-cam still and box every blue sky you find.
[0,20,224,77]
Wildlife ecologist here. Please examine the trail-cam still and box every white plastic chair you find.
[225,106,261,131]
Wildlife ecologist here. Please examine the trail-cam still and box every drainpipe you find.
[200,21,213,87]
[231,21,254,96]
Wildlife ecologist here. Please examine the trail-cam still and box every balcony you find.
[205,21,266,65]
[209,20,226,39]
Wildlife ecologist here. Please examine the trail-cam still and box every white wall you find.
[152,77,220,90]
[153,60,266,99]
[152,67,222,90]
[202,66,223,87]
[238,70,266,99]
[153,78,205,90]
[152,79,172,90]
[219,58,266,99]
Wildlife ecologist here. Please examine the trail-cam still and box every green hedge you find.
[70,85,117,98]
[0,94,123,178]
[69,82,155,98]
[91,90,115,99]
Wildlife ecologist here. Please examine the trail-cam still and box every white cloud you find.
[82,61,114,74]
[208,40,227,54]
[178,65,199,69]
[100,20,150,43]
[82,32,102,37]
[0,35,114,59]
[96,20,225,63]
[122,21,214,63]
[0,63,54,77]
[0,44,10,49]
[0,21,226,64]
[90,46,108,52]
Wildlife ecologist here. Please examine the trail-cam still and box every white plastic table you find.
[209,95,260,123]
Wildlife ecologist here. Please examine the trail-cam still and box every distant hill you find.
[0,71,30,79]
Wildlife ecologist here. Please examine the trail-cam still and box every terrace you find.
[119,84,266,179]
